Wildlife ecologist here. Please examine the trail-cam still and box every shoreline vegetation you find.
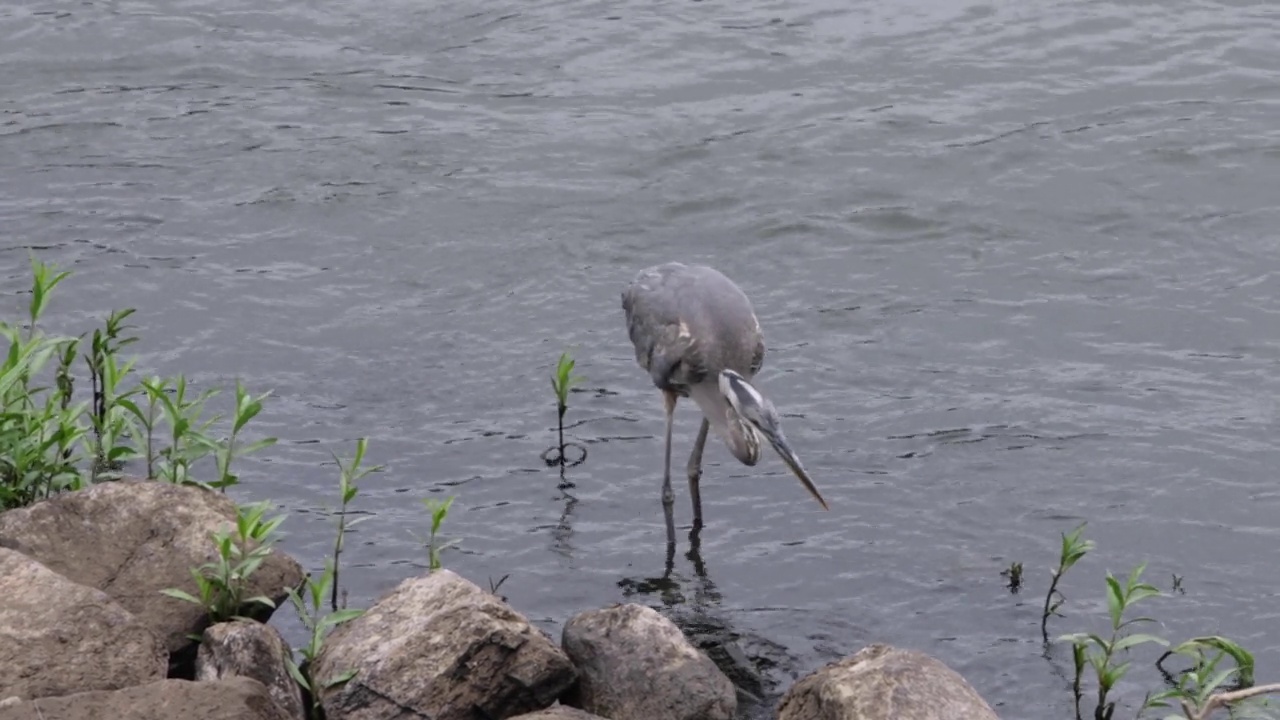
[1,255,1274,720]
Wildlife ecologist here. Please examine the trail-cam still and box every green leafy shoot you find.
[1043,522,1095,642]
[544,350,588,482]
[26,253,71,338]
[1058,562,1168,720]
[159,501,285,623]
[422,495,459,572]
[551,350,584,416]
[285,561,364,719]
[205,380,277,492]
[328,437,381,611]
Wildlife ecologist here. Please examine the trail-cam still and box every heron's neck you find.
[689,382,760,466]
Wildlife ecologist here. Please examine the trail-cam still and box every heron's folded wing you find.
[622,280,709,392]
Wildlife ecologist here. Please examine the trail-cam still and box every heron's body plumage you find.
[622,262,765,394]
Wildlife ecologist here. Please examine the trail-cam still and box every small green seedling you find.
[543,350,587,485]
[285,561,364,719]
[26,253,71,339]
[1042,522,1095,641]
[422,495,459,571]
[160,500,286,625]
[328,438,381,611]
[1002,560,1024,594]
[205,380,278,492]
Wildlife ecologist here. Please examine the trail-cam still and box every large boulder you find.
[0,480,304,652]
[561,603,736,720]
[312,569,577,720]
[0,547,167,700]
[197,620,305,720]
[0,677,293,720]
[777,644,999,720]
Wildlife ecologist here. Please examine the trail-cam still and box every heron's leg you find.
[686,417,710,528]
[661,390,677,510]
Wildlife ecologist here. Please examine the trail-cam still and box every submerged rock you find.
[0,480,304,652]
[776,644,999,720]
[0,547,167,700]
[312,569,577,720]
[197,620,305,720]
[0,677,292,720]
[561,603,736,720]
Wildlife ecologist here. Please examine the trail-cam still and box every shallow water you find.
[4,0,1280,716]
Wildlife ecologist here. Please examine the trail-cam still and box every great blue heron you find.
[622,262,829,527]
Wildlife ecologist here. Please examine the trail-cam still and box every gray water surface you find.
[5,0,1280,717]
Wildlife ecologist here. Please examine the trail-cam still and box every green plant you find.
[1042,525,1280,720]
[1145,637,1280,720]
[1,257,89,508]
[551,351,582,420]
[542,350,587,486]
[1060,563,1168,720]
[1043,522,1095,641]
[147,374,221,485]
[160,500,285,624]
[328,438,381,611]
[285,561,364,720]
[201,380,277,492]
[422,495,458,571]
[118,375,167,479]
[1002,560,1024,593]
[25,253,72,339]
[81,308,141,480]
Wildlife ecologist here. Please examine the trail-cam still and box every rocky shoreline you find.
[0,480,1000,720]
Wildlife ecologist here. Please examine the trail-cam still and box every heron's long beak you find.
[758,421,829,511]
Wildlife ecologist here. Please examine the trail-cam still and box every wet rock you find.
[197,620,305,720]
[0,479,304,652]
[0,677,292,720]
[313,568,577,720]
[511,706,609,720]
[776,644,999,720]
[561,603,736,720]
[0,547,167,700]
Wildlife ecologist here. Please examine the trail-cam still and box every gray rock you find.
[511,706,609,720]
[776,644,1000,720]
[313,569,577,720]
[0,677,293,720]
[197,620,306,720]
[0,548,167,700]
[561,603,736,720]
[0,479,304,652]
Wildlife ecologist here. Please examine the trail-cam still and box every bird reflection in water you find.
[616,515,784,711]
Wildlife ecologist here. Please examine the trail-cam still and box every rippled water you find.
[5,0,1280,716]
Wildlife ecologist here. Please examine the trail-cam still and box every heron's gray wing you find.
[621,265,711,393]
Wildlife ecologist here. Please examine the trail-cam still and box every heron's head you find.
[718,369,829,510]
